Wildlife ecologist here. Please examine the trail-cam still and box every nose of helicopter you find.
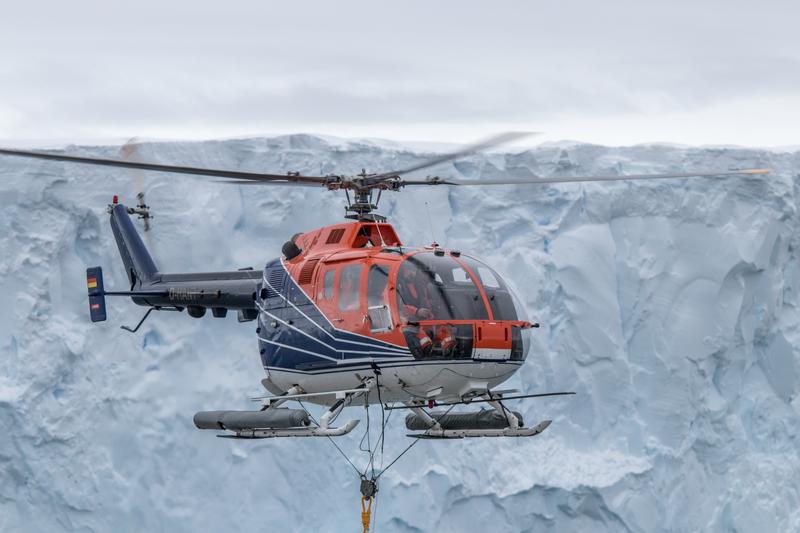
[395,250,533,362]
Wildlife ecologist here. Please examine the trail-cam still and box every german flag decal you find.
[86,267,107,322]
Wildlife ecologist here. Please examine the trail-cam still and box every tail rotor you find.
[119,138,155,247]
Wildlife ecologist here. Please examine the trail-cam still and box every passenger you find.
[402,324,434,357]
[436,325,456,356]
[416,327,434,354]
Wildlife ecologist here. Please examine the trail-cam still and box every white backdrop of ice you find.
[1,135,799,532]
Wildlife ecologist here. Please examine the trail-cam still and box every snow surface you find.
[1,135,799,532]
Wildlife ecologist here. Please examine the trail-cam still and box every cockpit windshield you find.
[395,251,529,324]
[395,251,532,361]
[457,256,522,321]
[396,252,488,321]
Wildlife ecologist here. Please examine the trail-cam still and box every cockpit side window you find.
[396,253,488,321]
[338,264,362,311]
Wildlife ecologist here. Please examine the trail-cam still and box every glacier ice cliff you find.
[1,135,799,532]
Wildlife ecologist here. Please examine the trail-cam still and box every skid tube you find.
[204,382,373,439]
[409,420,551,439]
[405,389,561,439]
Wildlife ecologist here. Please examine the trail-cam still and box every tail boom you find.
[89,201,261,324]
[109,203,158,288]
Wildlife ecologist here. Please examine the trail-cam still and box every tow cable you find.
[300,366,458,533]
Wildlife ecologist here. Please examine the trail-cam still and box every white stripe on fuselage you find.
[256,300,412,359]
[261,261,408,353]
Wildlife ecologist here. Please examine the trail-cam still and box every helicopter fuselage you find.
[256,220,535,405]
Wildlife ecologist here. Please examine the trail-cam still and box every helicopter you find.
[0,134,769,518]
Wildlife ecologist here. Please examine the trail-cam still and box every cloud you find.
[0,0,798,145]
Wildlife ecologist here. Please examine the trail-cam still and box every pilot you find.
[398,266,433,322]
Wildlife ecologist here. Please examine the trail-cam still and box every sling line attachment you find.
[360,477,378,532]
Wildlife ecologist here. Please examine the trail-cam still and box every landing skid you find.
[408,419,551,439]
[199,383,370,439]
[219,419,360,439]
[403,388,562,439]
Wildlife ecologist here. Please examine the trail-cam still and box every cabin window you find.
[323,269,335,300]
[367,265,392,332]
[367,265,390,306]
[338,264,362,311]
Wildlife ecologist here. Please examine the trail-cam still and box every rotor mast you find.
[346,186,382,222]
[328,168,402,223]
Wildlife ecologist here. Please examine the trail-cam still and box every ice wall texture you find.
[1,135,799,532]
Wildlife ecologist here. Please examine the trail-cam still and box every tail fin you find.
[86,266,107,322]
[109,203,158,288]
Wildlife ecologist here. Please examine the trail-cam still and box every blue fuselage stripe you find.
[264,359,523,376]
[258,260,412,371]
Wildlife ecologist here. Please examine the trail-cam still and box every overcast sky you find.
[1,1,798,147]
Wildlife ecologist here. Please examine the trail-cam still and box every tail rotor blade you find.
[120,139,156,250]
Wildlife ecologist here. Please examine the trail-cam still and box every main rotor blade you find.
[0,148,329,184]
[214,179,324,187]
[400,168,769,186]
[373,131,537,180]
